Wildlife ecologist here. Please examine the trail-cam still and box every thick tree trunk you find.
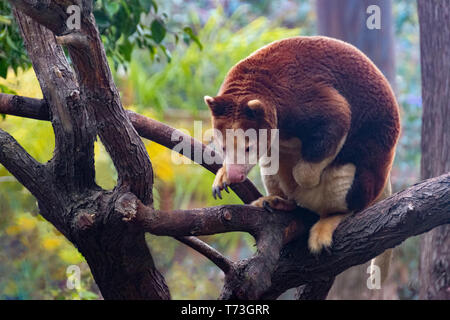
[9,3,171,300]
[417,0,450,300]
[315,0,396,300]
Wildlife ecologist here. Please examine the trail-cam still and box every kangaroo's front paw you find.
[251,195,297,213]
[212,167,230,200]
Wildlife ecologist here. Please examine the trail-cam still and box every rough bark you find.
[417,0,450,300]
[115,174,449,300]
[261,174,449,299]
[295,278,335,300]
[8,0,170,300]
[1,93,450,301]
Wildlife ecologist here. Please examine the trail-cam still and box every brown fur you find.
[206,36,400,252]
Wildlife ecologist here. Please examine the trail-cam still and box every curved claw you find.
[262,200,274,213]
[212,186,222,200]
[223,182,230,193]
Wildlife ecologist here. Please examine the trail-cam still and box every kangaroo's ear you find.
[204,95,228,116]
[245,99,265,119]
[204,96,215,108]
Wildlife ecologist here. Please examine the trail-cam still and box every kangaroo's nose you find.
[226,164,246,183]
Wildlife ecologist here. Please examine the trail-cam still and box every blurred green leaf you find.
[159,44,171,62]
[0,60,7,78]
[183,27,203,50]
[151,19,166,44]
[0,15,11,25]
[105,2,120,17]
[5,34,18,51]
[0,83,17,94]
[118,38,134,62]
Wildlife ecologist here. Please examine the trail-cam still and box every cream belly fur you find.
[260,137,355,216]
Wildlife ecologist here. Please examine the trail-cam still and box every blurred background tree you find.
[417,0,450,300]
[0,0,422,299]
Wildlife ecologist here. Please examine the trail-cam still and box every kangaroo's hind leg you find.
[301,163,356,253]
[308,213,350,253]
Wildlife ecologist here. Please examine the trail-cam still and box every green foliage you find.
[128,8,300,114]
[0,2,30,79]
[0,1,201,80]
[93,0,201,68]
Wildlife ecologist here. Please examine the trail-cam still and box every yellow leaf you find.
[59,248,84,264]
[41,237,63,251]
[5,225,20,236]
[3,281,18,296]
[16,216,37,232]
[6,215,37,235]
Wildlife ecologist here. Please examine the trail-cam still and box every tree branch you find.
[0,93,262,203]
[0,129,49,201]
[10,0,69,35]
[115,174,449,299]
[295,278,335,300]
[175,236,235,274]
[63,5,155,205]
[0,93,49,120]
[8,0,448,303]
[10,2,170,299]
[262,173,450,299]
[114,191,316,300]
[11,0,156,205]
[127,110,262,204]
